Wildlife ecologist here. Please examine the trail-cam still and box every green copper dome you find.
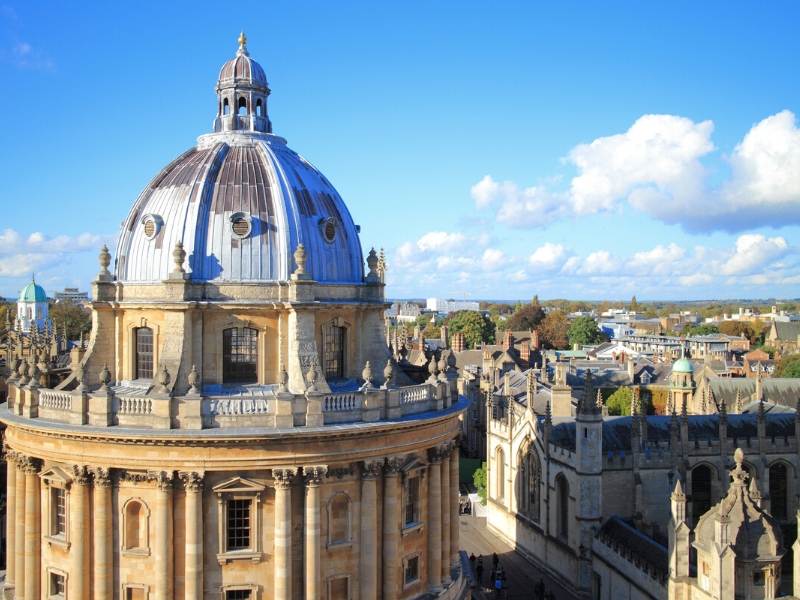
[672,357,694,373]
[19,279,47,303]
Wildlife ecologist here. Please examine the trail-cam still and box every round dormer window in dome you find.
[322,217,337,243]
[140,214,163,240]
[230,212,252,239]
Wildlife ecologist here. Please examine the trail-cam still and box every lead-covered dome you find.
[115,36,364,284]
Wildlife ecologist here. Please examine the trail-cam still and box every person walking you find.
[476,555,484,589]
[535,577,545,599]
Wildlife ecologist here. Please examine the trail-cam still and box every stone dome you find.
[694,449,783,561]
[19,278,46,303]
[115,36,364,285]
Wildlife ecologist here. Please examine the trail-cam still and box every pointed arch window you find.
[134,327,154,380]
[556,474,569,539]
[691,464,712,524]
[769,462,788,521]
[517,446,541,522]
[223,327,258,384]
[494,446,505,502]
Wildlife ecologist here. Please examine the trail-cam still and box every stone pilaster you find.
[70,465,92,600]
[5,451,16,587]
[360,460,382,600]
[441,446,452,586]
[304,465,327,600]
[181,471,205,600]
[22,457,42,600]
[152,471,175,600]
[427,448,443,592]
[14,456,25,595]
[382,458,402,600]
[450,445,460,566]
[93,467,113,600]
[273,467,296,600]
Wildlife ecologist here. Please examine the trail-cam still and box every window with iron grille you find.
[404,476,420,526]
[223,327,258,384]
[49,572,65,597]
[134,327,154,380]
[225,591,251,600]
[323,322,346,380]
[226,499,251,551]
[51,488,66,536]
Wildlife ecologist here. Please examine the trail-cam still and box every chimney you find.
[416,336,425,353]
[440,325,449,348]
[627,357,635,382]
[531,329,541,350]
[452,332,465,353]
[520,341,531,364]
[502,330,514,352]
[413,325,421,340]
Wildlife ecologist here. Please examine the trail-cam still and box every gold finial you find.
[237,31,247,49]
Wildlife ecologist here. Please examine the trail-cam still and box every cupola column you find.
[360,461,382,600]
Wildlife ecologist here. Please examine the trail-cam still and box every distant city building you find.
[426,298,479,314]
[385,301,422,323]
[54,287,89,303]
[16,276,48,332]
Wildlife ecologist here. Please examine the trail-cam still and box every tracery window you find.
[223,327,258,384]
[134,327,154,380]
[323,321,346,380]
[517,445,541,522]
[556,474,569,539]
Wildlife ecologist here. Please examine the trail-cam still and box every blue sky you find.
[1,1,799,301]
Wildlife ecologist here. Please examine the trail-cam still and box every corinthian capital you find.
[304,465,328,486]
[179,471,205,492]
[148,470,175,492]
[272,467,297,489]
[72,464,92,485]
[92,467,113,487]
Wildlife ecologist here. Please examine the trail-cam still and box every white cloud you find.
[720,234,789,275]
[629,243,685,275]
[678,273,713,287]
[528,242,568,271]
[579,250,619,275]
[470,175,567,228]
[416,231,466,253]
[481,248,505,270]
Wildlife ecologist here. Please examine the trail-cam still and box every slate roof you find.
[595,516,667,580]
[709,378,800,410]
[773,321,800,341]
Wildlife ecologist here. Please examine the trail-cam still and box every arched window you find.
[691,465,712,524]
[223,327,258,384]
[238,96,247,116]
[255,99,263,117]
[223,98,230,115]
[323,322,346,380]
[769,463,788,521]
[134,327,154,380]
[556,474,569,539]
[524,450,542,522]
[495,446,505,501]
[328,493,351,545]
[123,499,149,552]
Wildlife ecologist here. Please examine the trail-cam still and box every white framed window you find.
[121,498,151,556]
[48,568,67,599]
[40,466,72,548]
[213,477,265,563]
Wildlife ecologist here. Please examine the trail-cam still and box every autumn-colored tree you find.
[49,302,92,340]
[538,311,569,349]
[605,387,633,416]
[506,302,545,331]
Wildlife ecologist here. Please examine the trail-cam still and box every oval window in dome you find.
[322,217,337,243]
[140,214,163,240]
[230,212,252,239]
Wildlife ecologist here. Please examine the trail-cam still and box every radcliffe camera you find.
[0,4,799,600]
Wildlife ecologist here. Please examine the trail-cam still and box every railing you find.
[118,397,153,416]
[323,392,361,412]
[399,384,432,405]
[208,397,271,416]
[39,390,72,411]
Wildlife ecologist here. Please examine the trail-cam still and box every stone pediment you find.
[212,476,266,494]
[40,465,73,486]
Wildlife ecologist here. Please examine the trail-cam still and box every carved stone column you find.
[5,451,16,587]
[441,446,451,586]
[360,460,382,600]
[70,465,92,600]
[427,449,443,592]
[450,445,460,566]
[153,471,174,600]
[304,466,327,600]
[273,467,296,600]
[14,455,26,594]
[382,458,402,600]
[181,472,205,600]
[23,457,42,600]
[93,467,113,600]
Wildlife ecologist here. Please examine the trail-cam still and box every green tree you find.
[605,387,633,416]
[445,310,495,348]
[506,302,545,331]
[538,311,569,349]
[49,302,92,340]
[776,354,800,378]
[567,316,606,348]
[629,295,639,312]
[473,462,487,505]
[683,323,720,337]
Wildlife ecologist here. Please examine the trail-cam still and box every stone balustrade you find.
[5,377,460,431]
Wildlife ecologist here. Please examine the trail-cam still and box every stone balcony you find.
[4,374,461,431]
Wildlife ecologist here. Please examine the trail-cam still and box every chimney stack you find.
[452,331,465,353]
[502,330,514,352]
[531,329,541,350]
[440,325,450,349]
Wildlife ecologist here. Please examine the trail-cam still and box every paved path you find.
[459,515,579,600]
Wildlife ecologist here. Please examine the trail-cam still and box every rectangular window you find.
[223,328,258,384]
[225,591,251,600]
[226,499,251,551]
[135,327,154,379]
[51,488,66,536]
[125,589,145,600]
[404,477,419,526]
[329,577,349,600]
[404,555,419,585]
[49,572,66,597]
[323,323,346,379]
